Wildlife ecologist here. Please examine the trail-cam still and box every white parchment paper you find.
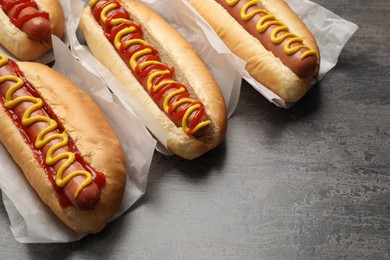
[0,0,156,243]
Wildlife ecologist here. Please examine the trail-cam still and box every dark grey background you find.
[1,0,389,259]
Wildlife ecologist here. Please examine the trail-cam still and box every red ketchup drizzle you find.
[0,60,106,208]
[0,0,49,29]
[92,1,208,136]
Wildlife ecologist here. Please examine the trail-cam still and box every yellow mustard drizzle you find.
[95,1,211,135]
[0,54,7,67]
[227,0,317,59]
[89,0,99,7]
[0,54,92,198]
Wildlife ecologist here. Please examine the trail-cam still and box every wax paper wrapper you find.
[170,0,359,108]
[0,2,156,242]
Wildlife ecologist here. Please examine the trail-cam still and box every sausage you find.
[0,0,64,61]
[91,0,211,138]
[1,0,51,42]
[215,0,318,78]
[187,0,320,102]
[0,60,100,210]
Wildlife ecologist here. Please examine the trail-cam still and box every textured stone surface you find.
[0,0,389,259]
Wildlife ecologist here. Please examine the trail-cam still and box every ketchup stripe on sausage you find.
[90,0,211,137]
[0,0,51,42]
[0,54,104,210]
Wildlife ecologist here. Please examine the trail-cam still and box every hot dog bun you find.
[79,0,227,160]
[187,0,320,102]
[0,58,126,234]
[0,0,65,60]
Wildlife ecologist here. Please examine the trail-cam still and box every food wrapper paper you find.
[0,0,156,243]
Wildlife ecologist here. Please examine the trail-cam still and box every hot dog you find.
[0,0,65,60]
[187,0,321,103]
[0,54,126,234]
[79,0,227,160]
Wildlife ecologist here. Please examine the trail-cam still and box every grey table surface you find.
[1,0,389,259]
